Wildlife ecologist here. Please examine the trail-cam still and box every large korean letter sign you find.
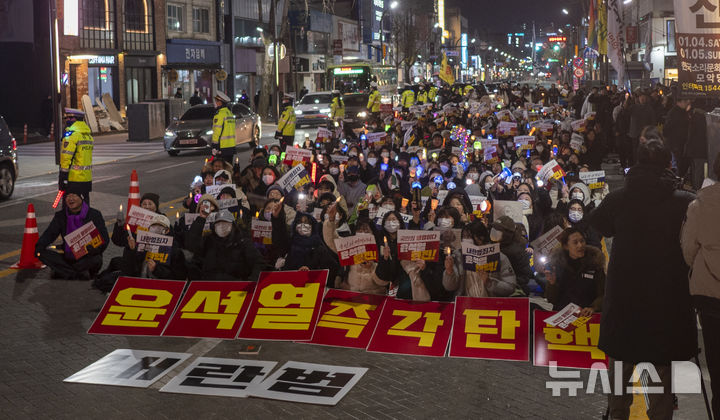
[308,289,387,348]
[238,270,327,340]
[88,277,185,336]
[534,311,608,369]
[674,0,720,98]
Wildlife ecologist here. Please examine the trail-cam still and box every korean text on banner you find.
[316,127,331,142]
[64,221,104,260]
[396,230,441,262]
[205,183,237,197]
[579,170,606,190]
[533,310,608,369]
[126,205,156,233]
[334,234,378,266]
[538,160,566,184]
[674,0,720,97]
[366,132,387,146]
[461,242,501,272]
[497,121,518,137]
[449,297,530,361]
[162,281,256,339]
[514,136,536,151]
[530,225,564,259]
[237,270,328,340]
[367,299,454,357]
[308,289,387,348]
[136,230,173,264]
[276,163,310,193]
[283,148,313,166]
[88,277,186,336]
[251,219,273,246]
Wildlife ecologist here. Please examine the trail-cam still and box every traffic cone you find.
[11,203,45,269]
[125,170,140,225]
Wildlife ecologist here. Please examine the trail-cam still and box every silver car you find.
[163,103,261,156]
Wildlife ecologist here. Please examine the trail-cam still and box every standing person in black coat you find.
[589,139,697,420]
[627,91,657,163]
[663,98,691,178]
[685,103,709,191]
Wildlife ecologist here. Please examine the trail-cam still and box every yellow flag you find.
[440,52,455,85]
[597,0,608,55]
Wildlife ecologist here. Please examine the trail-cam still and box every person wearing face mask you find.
[375,211,414,297]
[566,199,601,248]
[558,181,592,214]
[517,192,543,242]
[253,165,280,196]
[338,165,367,210]
[461,221,518,297]
[256,198,290,267]
[281,214,331,272]
[187,209,263,281]
[112,192,162,252]
[490,216,533,295]
[544,228,605,315]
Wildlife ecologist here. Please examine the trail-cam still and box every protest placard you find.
[126,205,156,232]
[64,221,105,260]
[276,163,310,193]
[334,234,378,266]
[136,230,174,264]
[283,148,313,166]
[308,289,387,349]
[316,127,331,142]
[579,170,606,190]
[396,230,441,262]
[366,132,387,146]
[537,159,566,184]
[461,242,501,272]
[483,146,499,163]
[533,311,607,369]
[251,219,272,246]
[542,303,591,332]
[530,225,564,259]
[514,135,536,151]
[401,120,416,130]
[570,133,584,152]
[570,119,587,133]
[497,121,518,137]
[205,183,236,197]
[493,200,524,224]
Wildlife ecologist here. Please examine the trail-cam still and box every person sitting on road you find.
[35,185,109,280]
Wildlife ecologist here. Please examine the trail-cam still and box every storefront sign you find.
[167,40,221,65]
[124,55,156,67]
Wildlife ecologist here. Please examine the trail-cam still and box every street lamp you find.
[562,8,569,15]
[380,1,399,65]
[471,38,476,43]
[256,27,263,33]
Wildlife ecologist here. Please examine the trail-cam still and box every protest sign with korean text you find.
[570,133,584,152]
[514,135,536,151]
[543,303,592,332]
[238,270,328,341]
[316,127,331,143]
[449,297,530,361]
[533,310,608,369]
[136,230,173,264]
[88,277,186,336]
[205,183,237,197]
[251,219,273,247]
[162,281,256,339]
[530,225,564,259]
[64,221,105,260]
[308,289,387,348]
[283,147,313,166]
[579,170,606,190]
[497,121,518,137]
[461,242,501,272]
[276,163,311,193]
[367,299,454,357]
[126,205,156,233]
[570,119,587,133]
[334,234,378,266]
[366,132,387,147]
[397,230,441,262]
[538,159,566,184]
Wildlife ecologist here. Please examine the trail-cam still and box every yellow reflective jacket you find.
[278,105,296,136]
[401,89,415,108]
[464,85,473,96]
[60,121,93,182]
[212,106,236,149]
[367,90,381,112]
[428,86,438,103]
[417,90,428,104]
[331,97,345,119]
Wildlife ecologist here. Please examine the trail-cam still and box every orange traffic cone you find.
[125,170,140,224]
[11,203,45,269]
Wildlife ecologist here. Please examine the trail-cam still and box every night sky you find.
[451,0,576,35]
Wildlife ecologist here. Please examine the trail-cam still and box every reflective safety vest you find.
[212,106,236,149]
[401,89,415,108]
[367,90,381,112]
[331,97,345,119]
[428,86,438,103]
[464,85,473,96]
[278,105,296,136]
[416,90,428,104]
[60,121,93,182]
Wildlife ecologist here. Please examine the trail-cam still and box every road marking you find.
[150,338,224,390]
[146,161,197,174]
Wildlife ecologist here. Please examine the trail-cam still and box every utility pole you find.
[49,0,61,165]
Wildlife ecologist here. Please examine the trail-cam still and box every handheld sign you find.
[334,234,378,266]
[461,242,501,272]
[136,230,174,264]
[64,221,104,260]
[397,230,441,262]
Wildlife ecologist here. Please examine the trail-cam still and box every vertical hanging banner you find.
[162,281,256,339]
[607,0,625,88]
[533,310,608,369]
[674,0,720,97]
[449,297,530,361]
[237,270,328,341]
[308,290,387,348]
[88,277,186,336]
[367,299,454,357]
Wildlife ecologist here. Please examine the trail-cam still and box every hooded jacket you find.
[589,164,697,363]
[681,182,720,301]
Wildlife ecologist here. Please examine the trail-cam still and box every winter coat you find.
[681,182,720,301]
[545,246,605,312]
[589,164,697,363]
[628,103,656,138]
[685,109,708,159]
[117,242,187,280]
[36,206,109,259]
[464,252,517,297]
[499,237,532,295]
[663,105,690,155]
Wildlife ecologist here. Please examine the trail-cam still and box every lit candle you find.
[445,246,451,256]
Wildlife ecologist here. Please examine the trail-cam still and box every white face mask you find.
[381,151,389,158]
[518,199,531,210]
[536,145,544,152]
[264,210,273,220]
[490,228,503,242]
[270,150,280,156]
[348,151,358,157]
[215,222,232,238]
[467,172,479,181]
[485,182,493,190]
[437,218,453,228]
[330,167,339,175]
[384,220,400,233]
[262,174,275,185]
[367,157,378,166]
[568,210,584,223]
[571,191,584,201]
[148,225,167,234]
[381,203,395,211]
[296,223,312,237]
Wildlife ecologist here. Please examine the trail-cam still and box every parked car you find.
[163,103,261,156]
[294,91,333,128]
[0,116,18,200]
[341,93,370,129]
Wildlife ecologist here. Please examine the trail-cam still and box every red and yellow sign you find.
[449,297,529,361]
[533,310,608,369]
[308,289,387,348]
[397,230,441,262]
[88,277,186,336]
[367,299,454,357]
[237,270,328,341]
[162,281,255,339]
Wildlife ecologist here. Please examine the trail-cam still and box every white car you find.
[294,91,333,127]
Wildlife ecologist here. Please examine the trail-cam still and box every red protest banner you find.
[334,234,378,266]
[64,221,105,260]
[449,297,529,361]
[533,310,608,369]
[162,281,256,339]
[88,277,185,336]
[367,299,454,357]
[397,230,441,262]
[237,270,328,341]
[307,289,387,348]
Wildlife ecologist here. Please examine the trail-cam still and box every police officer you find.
[401,83,415,113]
[367,82,381,121]
[275,96,296,150]
[428,83,438,105]
[416,84,428,105]
[59,108,93,202]
[330,90,345,125]
[211,91,236,163]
